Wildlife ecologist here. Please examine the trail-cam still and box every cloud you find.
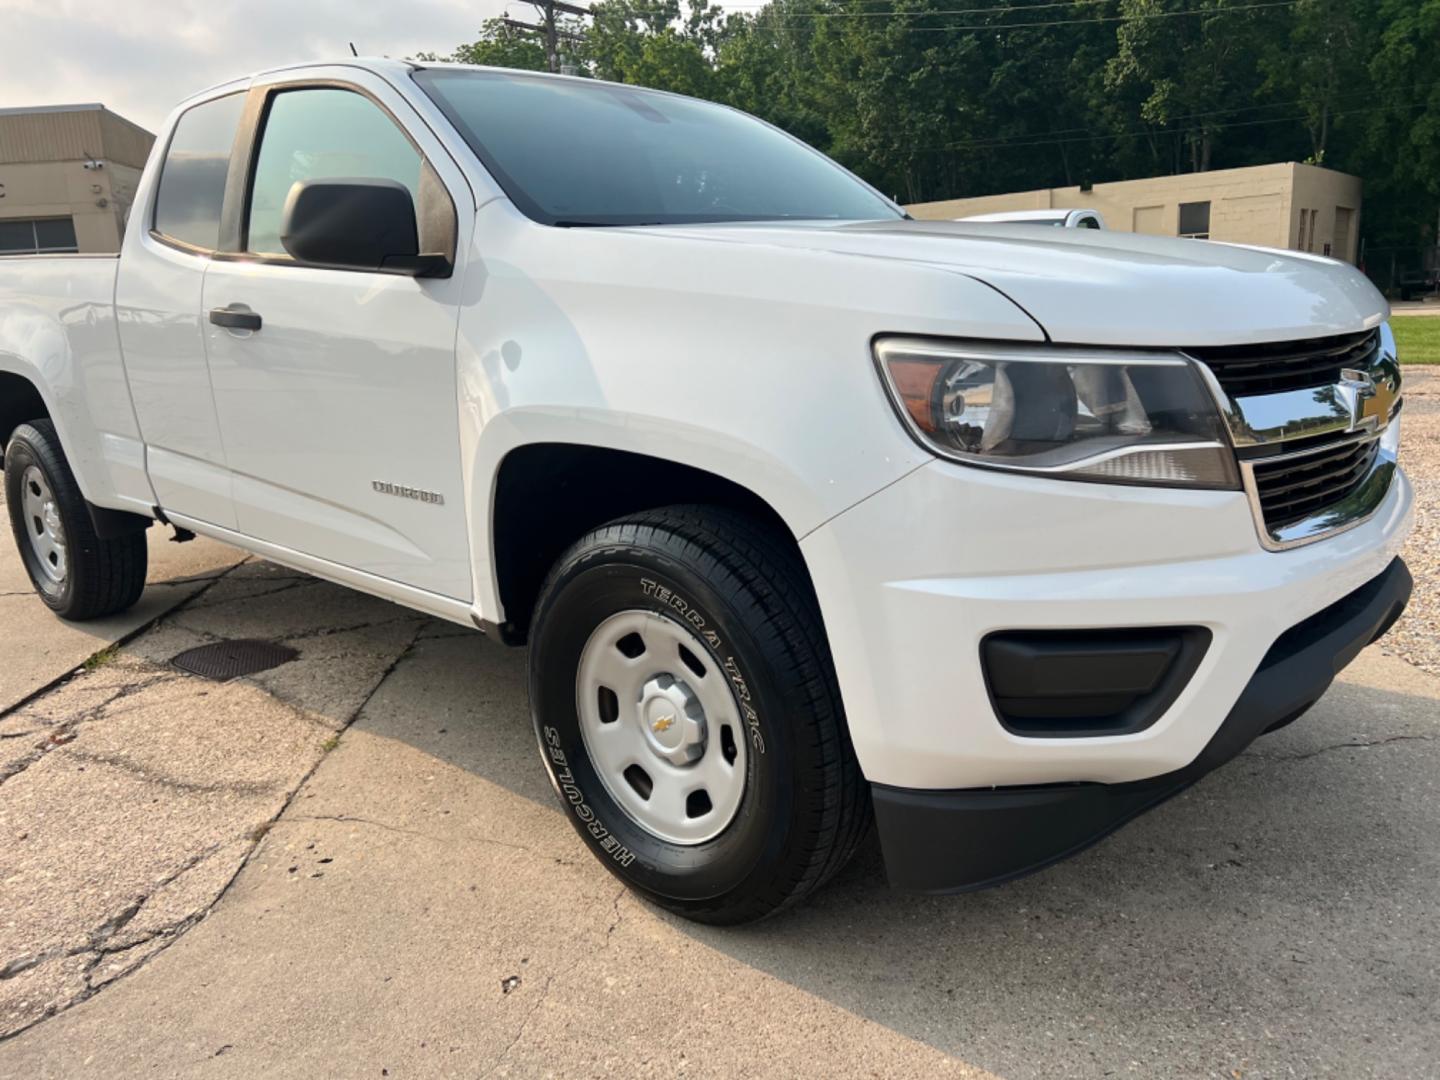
[0,0,509,133]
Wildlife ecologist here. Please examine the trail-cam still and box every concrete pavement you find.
[0,557,429,1041]
[0,572,1437,1076]
[1,472,1438,1076]
[0,484,244,714]
[1391,300,1440,316]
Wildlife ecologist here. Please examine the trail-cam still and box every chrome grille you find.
[1248,435,1381,531]
[1188,329,1380,396]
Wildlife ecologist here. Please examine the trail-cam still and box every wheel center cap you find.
[42,502,62,537]
[638,674,706,764]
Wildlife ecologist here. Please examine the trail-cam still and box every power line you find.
[720,0,1115,12]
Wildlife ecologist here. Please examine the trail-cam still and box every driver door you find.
[200,75,474,601]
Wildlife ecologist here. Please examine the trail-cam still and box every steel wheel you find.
[576,609,748,845]
[20,464,67,589]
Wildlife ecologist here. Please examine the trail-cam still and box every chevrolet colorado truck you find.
[0,60,1413,924]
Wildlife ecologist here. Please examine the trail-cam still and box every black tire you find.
[528,505,871,924]
[4,420,148,620]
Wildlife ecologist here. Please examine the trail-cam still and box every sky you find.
[0,0,516,132]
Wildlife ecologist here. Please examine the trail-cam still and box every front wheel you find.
[4,420,148,620]
[528,506,870,924]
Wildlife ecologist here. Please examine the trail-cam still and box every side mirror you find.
[279,178,449,276]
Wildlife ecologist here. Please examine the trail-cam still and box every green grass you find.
[82,644,120,671]
[1391,316,1440,364]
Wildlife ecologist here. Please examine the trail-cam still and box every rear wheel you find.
[528,505,871,924]
[4,420,148,620]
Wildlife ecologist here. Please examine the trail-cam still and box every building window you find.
[1298,208,1319,252]
[0,217,79,254]
[1178,201,1211,239]
[1333,206,1355,262]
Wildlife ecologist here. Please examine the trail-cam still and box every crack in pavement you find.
[63,747,283,797]
[0,837,263,1041]
[0,590,437,1043]
[0,560,247,731]
[0,673,199,789]
[165,610,424,646]
[179,578,315,610]
[2,840,231,984]
[484,973,555,1079]
[288,813,446,842]
[1248,732,1437,763]
[266,615,429,643]
[480,884,628,1078]
[287,812,537,855]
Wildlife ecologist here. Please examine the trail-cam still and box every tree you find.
[583,0,734,98]
[422,0,1439,289]
[1107,0,1288,172]
[1357,0,1440,270]
[1261,0,1376,165]
[414,19,548,72]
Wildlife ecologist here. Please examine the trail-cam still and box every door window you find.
[152,92,245,251]
[245,88,422,258]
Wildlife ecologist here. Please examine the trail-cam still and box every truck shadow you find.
[345,606,1440,1078]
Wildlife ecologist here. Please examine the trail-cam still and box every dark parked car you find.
[1399,268,1438,301]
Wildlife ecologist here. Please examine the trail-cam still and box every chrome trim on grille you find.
[1238,423,1399,552]
[1184,336,1401,450]
[1187,322,1403,551]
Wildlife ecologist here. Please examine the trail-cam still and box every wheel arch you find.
[1,389,151,538]
[0,371,52,465]
[487,443,815,644]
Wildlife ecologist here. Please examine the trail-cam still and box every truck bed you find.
[0,253,150,515]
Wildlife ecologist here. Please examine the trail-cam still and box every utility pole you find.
[500,1,592,74]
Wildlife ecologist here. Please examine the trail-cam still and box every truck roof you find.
[175,56,659,112]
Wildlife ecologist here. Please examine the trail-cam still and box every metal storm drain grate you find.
[171,639,299,681]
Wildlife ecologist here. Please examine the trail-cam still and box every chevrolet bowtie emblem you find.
[651,714,675,734]
[1336,368,1383,435]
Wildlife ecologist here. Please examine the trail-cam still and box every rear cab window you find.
[152,92,246,253]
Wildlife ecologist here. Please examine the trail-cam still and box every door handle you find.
[209,306,261,332]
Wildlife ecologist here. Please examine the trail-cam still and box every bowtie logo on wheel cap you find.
[650,714,675,734]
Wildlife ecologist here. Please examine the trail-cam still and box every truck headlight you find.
[875,337,1238,489]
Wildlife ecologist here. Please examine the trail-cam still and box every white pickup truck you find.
[0,60,1413,923]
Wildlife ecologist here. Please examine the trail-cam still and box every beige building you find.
[0,104,155,255]
[908,162,1363,263]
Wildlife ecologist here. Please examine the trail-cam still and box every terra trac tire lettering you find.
[639,576,766,755]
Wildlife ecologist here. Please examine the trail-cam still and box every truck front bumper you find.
[799,453,1414,891]
[870,557,1411,892]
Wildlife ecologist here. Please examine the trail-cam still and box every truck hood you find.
[624,219,1389,347]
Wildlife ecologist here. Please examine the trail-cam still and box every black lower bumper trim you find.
[874,557,1414,894]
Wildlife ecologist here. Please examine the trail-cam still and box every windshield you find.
[413,68,902,227]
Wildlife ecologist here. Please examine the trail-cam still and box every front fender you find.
[455,202,1045,622]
